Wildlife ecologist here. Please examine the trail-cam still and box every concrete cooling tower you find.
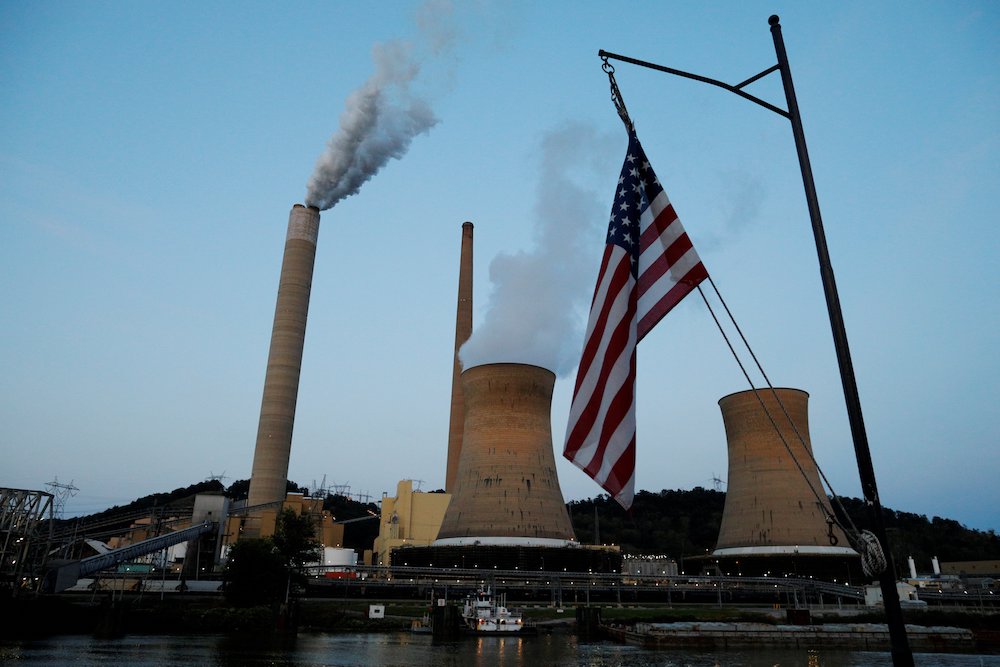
[247,204,321,509]
[712,388,858,577]
[436,363,576,545]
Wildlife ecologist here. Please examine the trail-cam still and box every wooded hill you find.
[568,489,1000,575]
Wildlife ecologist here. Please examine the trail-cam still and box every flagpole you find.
[767,16,913,667]
[600,15,914,666]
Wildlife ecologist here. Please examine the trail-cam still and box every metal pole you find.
[598,17,914,664]
[767,15,913,666]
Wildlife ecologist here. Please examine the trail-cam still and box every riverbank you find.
[3,593,998,650]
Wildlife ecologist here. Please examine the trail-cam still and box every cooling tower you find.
[247,204,320,508]
[436,363,576,544]
[445,222,474,493]
[714,388,853,556]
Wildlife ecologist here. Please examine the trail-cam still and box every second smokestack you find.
[446,222,474,493]
[247,204,321,508]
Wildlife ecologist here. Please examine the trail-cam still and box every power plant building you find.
[223,491,343,555]
[373,480,452,566]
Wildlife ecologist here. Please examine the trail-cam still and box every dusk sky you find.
[2,2,997,533]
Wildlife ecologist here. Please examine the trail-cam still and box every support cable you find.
[697,282,885,576]
[704,277,861,533]
[695,286,832,521]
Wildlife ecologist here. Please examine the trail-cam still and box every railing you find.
[303,564,866,602]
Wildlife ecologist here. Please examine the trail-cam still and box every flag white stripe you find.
[567,287,633,464]
[572,337,632,471]
[636,246,704,319]
[638,190,674,239]
[637,191,685,285]
[593,381,636,483]
[565,248,632,431]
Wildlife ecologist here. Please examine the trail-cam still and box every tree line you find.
[567,488,999,573]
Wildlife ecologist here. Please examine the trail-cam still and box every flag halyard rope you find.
[696,280,885,573]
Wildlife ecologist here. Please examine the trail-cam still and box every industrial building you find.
[373,480,451,566]
[223,491,343,558]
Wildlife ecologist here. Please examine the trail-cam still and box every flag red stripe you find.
[637,231,696,295]
[582,346,635,477]
[604,439,635,500]
[637,262,708,337]
[564,252,632,458]
[572,246,617,397]
[565,261,634,458]
[639,201,678,248]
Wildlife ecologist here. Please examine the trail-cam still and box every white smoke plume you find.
[305,5,452,210]
[459,122,618,376]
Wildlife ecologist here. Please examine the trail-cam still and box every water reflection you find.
[1,632,997,667]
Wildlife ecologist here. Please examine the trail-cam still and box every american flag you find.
[563,129,708,510]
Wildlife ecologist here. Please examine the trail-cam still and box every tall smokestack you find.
[445,222,473,493]
[437,363,576,544]
[247,204,321,508]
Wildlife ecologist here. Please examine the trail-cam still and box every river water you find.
[1,632,997,667]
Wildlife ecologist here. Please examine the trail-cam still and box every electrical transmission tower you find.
[45,477,79,519]
[711,473,726,492]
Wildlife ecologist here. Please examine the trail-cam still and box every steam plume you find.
[305,8,450,210]
[459,123,617,376]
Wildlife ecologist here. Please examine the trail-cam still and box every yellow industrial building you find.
[373,480,451,566]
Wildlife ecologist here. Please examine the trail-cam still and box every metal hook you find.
[600,55,633,132]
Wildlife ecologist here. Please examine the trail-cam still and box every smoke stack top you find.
[305,40,438,211]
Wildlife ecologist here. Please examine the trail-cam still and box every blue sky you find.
[2,2,997,533]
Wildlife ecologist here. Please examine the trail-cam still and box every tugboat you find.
[460,586,533,635]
